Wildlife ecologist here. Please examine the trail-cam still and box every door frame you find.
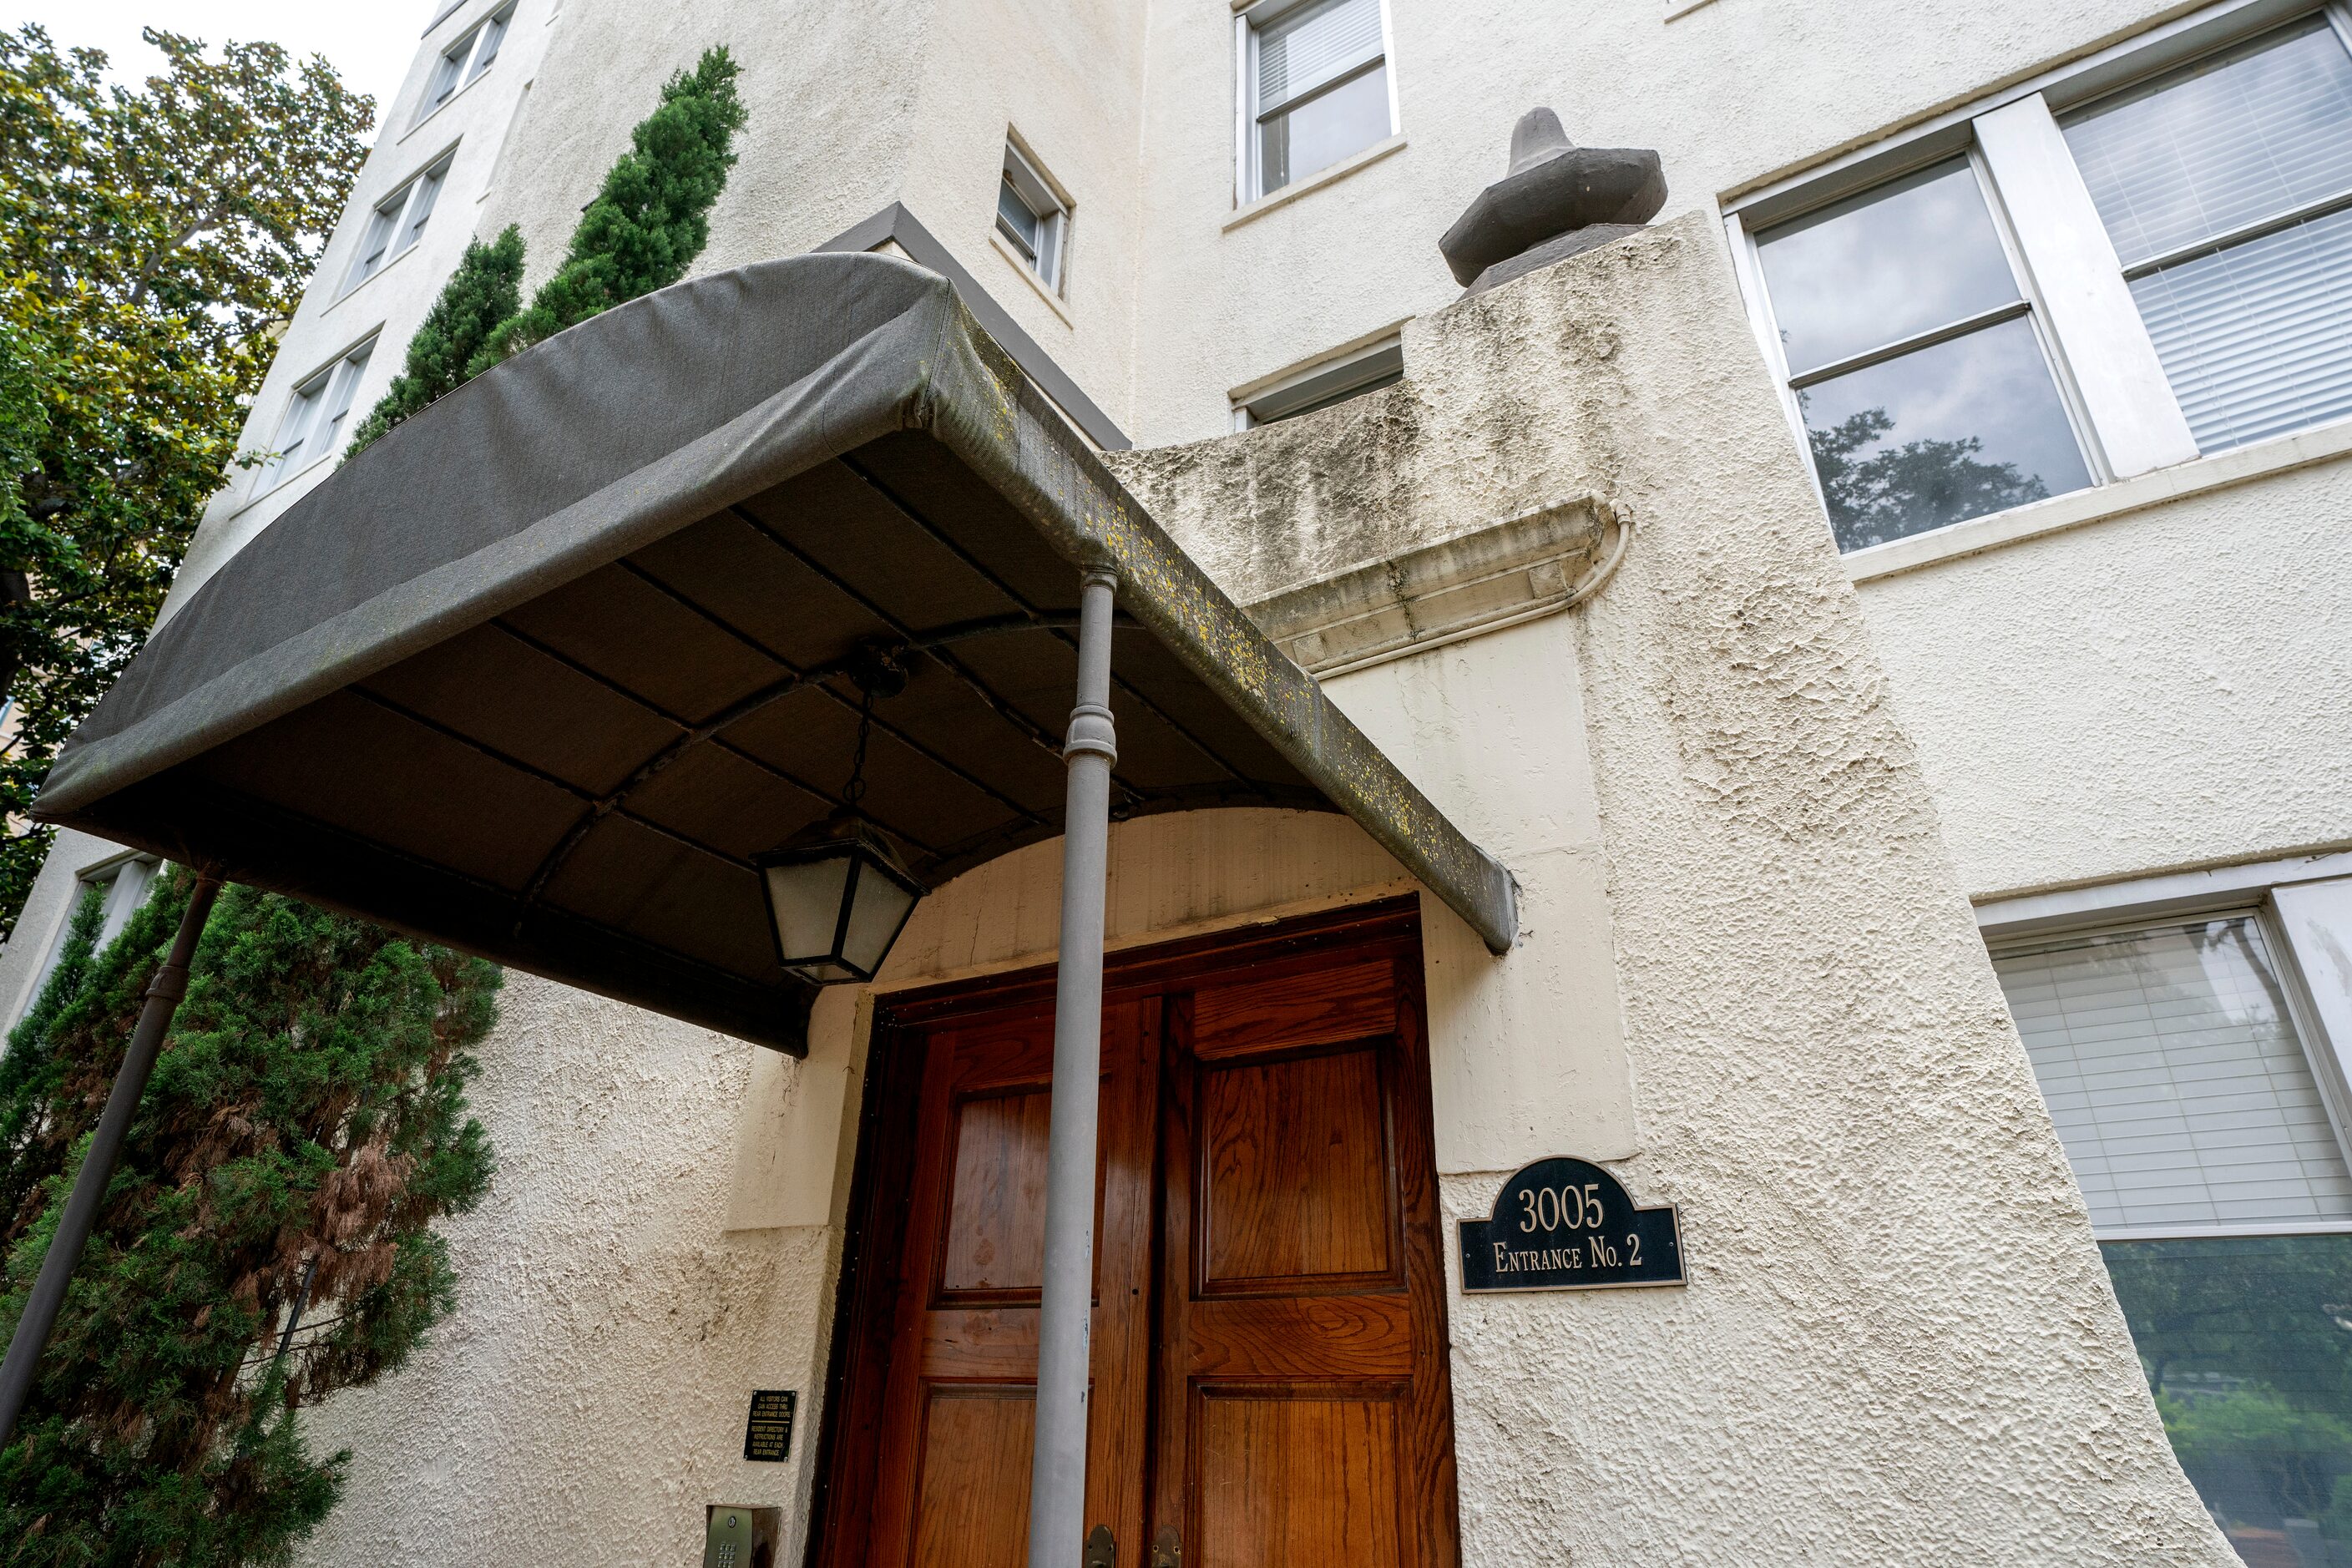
[802,894,1444,1567]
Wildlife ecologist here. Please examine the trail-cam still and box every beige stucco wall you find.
[1850,450,2352,901]
[11,0,2339,1560]
[273,216,2238,1565]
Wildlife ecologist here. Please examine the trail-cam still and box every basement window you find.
[995,141,1069,295]
[1232,334,1403,429]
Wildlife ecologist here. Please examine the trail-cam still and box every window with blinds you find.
[1993,915,2352,1232]
[2062,17,2352,453]
[1244,0,1392,200]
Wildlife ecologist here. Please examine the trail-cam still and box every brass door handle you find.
[1085,1525,1115,1568]
[1151,1525,1181,1568]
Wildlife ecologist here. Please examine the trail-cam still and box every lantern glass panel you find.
[842,857,921,977]
[764,856,851,964]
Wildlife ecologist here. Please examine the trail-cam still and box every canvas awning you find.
[33,253,1515,1053]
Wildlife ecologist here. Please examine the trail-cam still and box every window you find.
[1240,0,1393,201]
[1732,9,2352,555]
[416,5,512,127]
[341,154,451,295]
[995,141,1068,294]
[1751,160,2093,552]
[2063,18,2352,452]
[1232,334,1403,428]
[260,337,375,491]
[1991,902,2352,1559]
[21,856,157,1022]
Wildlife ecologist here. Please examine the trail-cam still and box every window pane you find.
[267,385,322,483]
[400,168,446,254]
[421,48,463,119]
[467,14,508,82]
[2102,1234,2352,1560]
[315,346,372,460]
[1756,160,2022,376]
[346,200,401,290]
[997,178,1039,255]
[1796,316,2091,549]
[1259,61,1388,195]
[2064,19,2352,267]
[2130,203,2352,453]
[1994,918,2352,1231]
[1257,0,1382,114]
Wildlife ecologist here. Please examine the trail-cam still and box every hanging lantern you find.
[757,657,926,985]
[755,811,927,984]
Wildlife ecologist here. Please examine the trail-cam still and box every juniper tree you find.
[470,47,747,374]
[0,870,498,1564]
[344,226,525,458]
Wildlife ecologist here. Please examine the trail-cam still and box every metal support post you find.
[1028,568,1118,1568]
[0,873,220,1450]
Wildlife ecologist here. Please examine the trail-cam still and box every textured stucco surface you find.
[290,978,849,1565]
[23,0,2334,1557]
[1850,456,2352,900]
[269,215,2234,1568]
[1114,215,2234,1564]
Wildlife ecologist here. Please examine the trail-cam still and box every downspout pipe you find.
[1027,568,1118,1568]
[0,872,220,1449]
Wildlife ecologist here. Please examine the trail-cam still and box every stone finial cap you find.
[1508,108,1573,175]
[1439,109,1667,291]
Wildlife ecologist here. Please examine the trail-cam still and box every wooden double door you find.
[813,903,1459,1568]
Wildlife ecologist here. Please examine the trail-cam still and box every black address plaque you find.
[1459,1157,1684,1292]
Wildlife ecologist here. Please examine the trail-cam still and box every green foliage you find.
[0,870,498,1563]
[344,227,525,458]
[2159,1387,2352,1523]
[0,28,370,938]
[470,48,746,374]
[1804,405,2051,552]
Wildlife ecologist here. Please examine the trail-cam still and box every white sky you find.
[12,0,421,122]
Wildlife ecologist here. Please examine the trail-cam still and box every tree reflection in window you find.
[1805,404,2050,553]
[2106,1234,2352,1554]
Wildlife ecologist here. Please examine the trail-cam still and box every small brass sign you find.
[743,1389,796,1461]
[1459,1157,1684,1292]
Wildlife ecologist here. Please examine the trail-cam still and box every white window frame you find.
[413,3,514,130]
[1233,0,1401,206]
[1980,850,2352,1242]
[340,149,455,297]
[994,139,1070,296]
[1230,331,1404,429]
[257,334,378,494]
[1726,0,2352,549]
[19,852,159,1024]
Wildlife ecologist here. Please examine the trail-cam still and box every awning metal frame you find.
[36,255,1517,1051]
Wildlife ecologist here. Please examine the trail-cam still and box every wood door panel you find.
[939,1088,1051,1297]
[1194,1386,1406,1568]
[1199,1044,1399,1293]
[1184,1296,1414,1378]
[818,905,1454,1568]
[1192,958,1396,1058]
[918,1309,1039,1378]
[910,1385,1034,1568]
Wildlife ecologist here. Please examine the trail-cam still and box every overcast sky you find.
[13,0,420,120]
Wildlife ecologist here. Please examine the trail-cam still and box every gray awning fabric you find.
[35,253,1515,1052]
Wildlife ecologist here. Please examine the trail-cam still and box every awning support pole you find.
[0,872,220,1451]
[1028,567,1118,1568]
